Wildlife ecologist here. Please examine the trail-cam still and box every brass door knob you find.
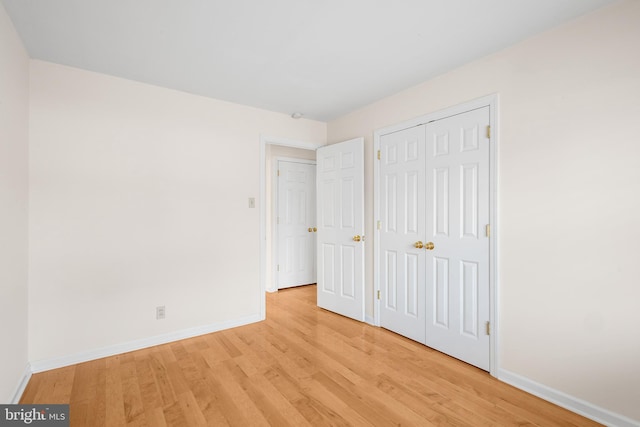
[308,227,313,232]
[414,241,424,249]
[353,235,361,242]
[313,227,317,232]
[425,242,435,250]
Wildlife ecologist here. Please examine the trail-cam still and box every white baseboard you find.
[9,363,32,404]
[498,369,639,427]
[30,314,262,373]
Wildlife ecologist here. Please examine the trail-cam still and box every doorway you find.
[259,137,322,317]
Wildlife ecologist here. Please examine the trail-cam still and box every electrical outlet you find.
[156,306,165,320]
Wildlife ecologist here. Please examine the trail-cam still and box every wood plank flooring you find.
[21,285,601,426]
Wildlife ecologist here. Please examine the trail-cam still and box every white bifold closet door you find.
[379,125,427,343]
[380,106,490,371]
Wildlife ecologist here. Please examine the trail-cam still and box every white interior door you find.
[377,106,490,371]
[379,126,427,342]
[316,138,365,321]
[277,161,316,289]
[424,106,490,371]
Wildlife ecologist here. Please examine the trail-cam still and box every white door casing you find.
[316,138,365,322]
[276,161,316,289]
[379,125,427,343]
[377,104,492,371]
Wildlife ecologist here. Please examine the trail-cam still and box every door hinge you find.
[486,125,491,139]
[277,169,280,177]
[277,264,280,272]
[485,224,490,237]
[377,220,381,230]
[377,290,381,300]
[277,217,280,224]
[377,150,381,160]
[485,321,490,336]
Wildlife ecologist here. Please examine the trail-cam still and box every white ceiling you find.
[2,0,616,121]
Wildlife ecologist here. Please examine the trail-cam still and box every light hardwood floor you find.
[21,285,601,426]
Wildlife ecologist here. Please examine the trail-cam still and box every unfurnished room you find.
[1,0,639,426]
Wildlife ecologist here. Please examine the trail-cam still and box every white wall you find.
[0,3,29,402]
[28,60,326,363]
[327,0,640,423]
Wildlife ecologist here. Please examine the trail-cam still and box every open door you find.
[316,138,365,322]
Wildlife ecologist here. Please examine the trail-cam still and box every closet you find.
[378,106,491,370]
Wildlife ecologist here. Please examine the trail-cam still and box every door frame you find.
[272,157,317,290]
[259,136,323,319]
[373,94,500,376]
